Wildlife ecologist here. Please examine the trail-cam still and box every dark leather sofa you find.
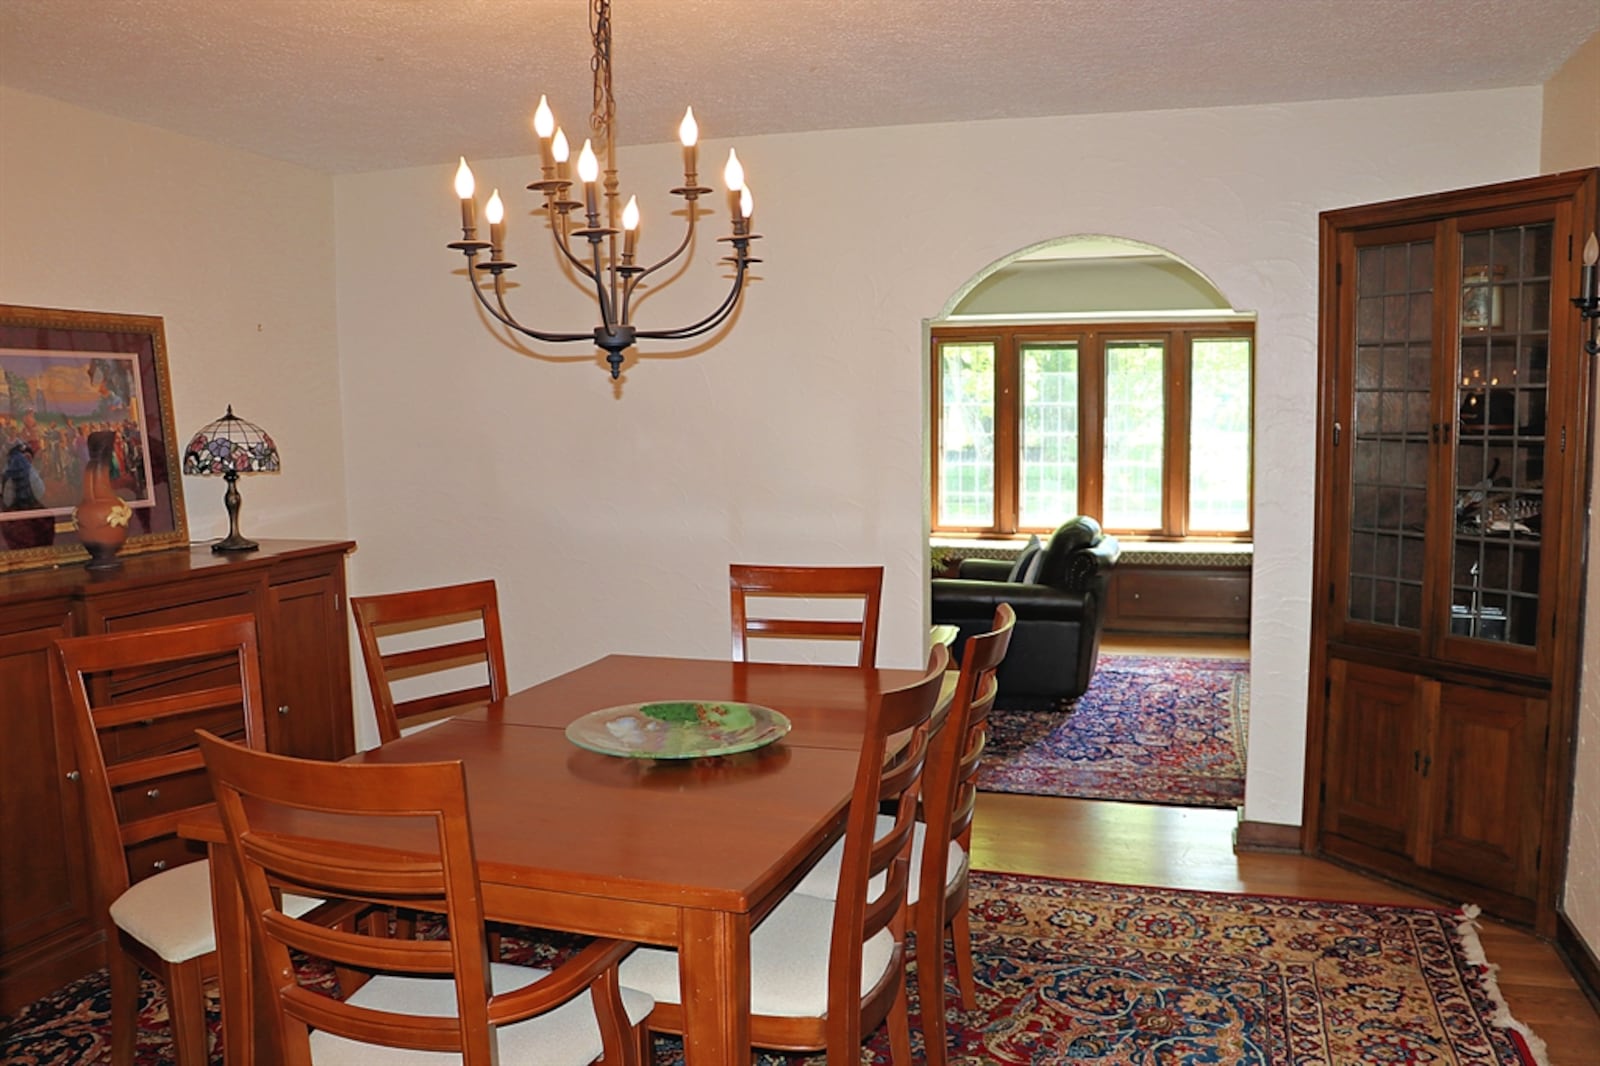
[931,516,1121,706]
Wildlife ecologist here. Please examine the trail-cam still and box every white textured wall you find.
[0,87,348,543]
[1545,31,1600,962]
[334,89,1542,798]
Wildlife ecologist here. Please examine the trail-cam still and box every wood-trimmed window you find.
[931,321,1254,539]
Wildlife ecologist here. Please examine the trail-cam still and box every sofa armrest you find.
[955,558,1015,582]
[1064,535,1121,592]
[931,578,1092,622]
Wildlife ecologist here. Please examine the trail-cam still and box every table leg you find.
[677,908,754,1065]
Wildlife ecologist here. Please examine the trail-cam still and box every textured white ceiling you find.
[1,0,1595,174]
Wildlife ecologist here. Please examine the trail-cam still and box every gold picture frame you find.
[0,304,189,573]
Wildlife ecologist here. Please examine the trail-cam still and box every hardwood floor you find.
[969,631,1600,1064]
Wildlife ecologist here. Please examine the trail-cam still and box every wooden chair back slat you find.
[102,747,206,789]
[729,563,884,667]
[351,580,508,744]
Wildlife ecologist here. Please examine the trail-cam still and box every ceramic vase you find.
[74,432,130,570]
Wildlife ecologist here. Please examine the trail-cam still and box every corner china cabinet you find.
[1304,169,1598,935]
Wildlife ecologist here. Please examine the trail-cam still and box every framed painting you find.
[0,304,189,573]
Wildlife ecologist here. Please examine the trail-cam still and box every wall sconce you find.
[181,406,280,552]
[1575,231,1599,356]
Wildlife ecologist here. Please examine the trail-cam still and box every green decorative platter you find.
[565,700,791,759]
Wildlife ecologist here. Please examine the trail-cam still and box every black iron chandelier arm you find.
[635,260,750,341]
[585,237,622,330]
[467,268,592,345]
[618,211,701,326]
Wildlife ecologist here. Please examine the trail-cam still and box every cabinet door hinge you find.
[1561,426,1567,453]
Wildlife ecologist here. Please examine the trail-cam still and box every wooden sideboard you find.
[0,539,356,1013]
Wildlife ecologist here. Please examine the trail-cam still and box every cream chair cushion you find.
[618,891,893,1019]
[307,961,654,1065]
[109,859,323,964]
[791,814,966,906]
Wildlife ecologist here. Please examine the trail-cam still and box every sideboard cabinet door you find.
[0,603,93,1016]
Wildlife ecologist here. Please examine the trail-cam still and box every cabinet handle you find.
[1413,750,1420,771]
[66,770,80,782]
[152,860,167,872]
[278,704,290,716]
[146,787,160,800]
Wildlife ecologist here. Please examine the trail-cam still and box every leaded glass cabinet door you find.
[1340,227,1435,654]
[1442,210,1558,672]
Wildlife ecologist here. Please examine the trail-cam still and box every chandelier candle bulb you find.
[454,157,476,232]
[578,139,600,218]
[740,186,753,226]
[553,127,570,182]
[486,189,506,257]
[679,107,698,181]
[622,195,639,262]
[533,95,556,173]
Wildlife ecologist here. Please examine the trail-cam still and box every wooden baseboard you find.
[1555,909,1600,1014]
[1234,817,1302,853]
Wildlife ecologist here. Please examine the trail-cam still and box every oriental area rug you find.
[979,654,1250,807]
[1,872,1541,1066]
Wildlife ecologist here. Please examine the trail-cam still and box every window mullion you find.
[1080,331,1105,523]
[995,330,1020,535]
[1165,332,1190,537]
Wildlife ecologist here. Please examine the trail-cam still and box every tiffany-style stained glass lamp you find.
[181,406,279,553]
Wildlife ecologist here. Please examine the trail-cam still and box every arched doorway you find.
[929,234,1254,810]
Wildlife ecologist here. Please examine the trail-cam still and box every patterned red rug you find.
[979,654,1249,807]
[0,872,1541,1065]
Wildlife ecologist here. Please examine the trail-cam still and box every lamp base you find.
[212,470,258,552]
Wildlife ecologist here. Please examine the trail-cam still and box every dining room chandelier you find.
[448,0,761,381]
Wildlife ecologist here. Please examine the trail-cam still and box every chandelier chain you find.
[590,0,614,145]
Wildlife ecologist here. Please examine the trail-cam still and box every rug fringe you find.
[1456,904,1550,1066]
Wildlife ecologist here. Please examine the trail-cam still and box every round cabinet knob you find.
[66,770,81,782]
[278,704,290,716]
[146,787,161,800]
[152,859,167,871]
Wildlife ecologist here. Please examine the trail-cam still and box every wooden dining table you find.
[188,652,931,1066]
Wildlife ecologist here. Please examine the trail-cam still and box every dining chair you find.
[54,614,339,1066]
[728,563,884,667]
[619,642,950,1064]
[351,578,508,744]
[792,603,1016,1063]
[195,730,654,1066]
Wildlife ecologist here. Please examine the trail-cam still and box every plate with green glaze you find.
[565,700,791,759]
